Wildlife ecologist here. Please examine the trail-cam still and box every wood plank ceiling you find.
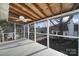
[8,3,79,24]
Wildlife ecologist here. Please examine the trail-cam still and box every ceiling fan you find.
[15,16,32,22]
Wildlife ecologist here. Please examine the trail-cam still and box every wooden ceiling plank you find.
[9,9,21,17]
[9,9,33,19]
[49,3,61,15]
[9,16,18,20]
[13,3,40,19]
[46,3,54,15]
[25,3,45,18]
[22,3,42,19]
[36,3,53,16]
[10,9,32,20]
[33,3,47,17]
[72,3,79,10]
[10,5,36,20]
[60,3,63,14]
[9,9,21,16]
[62,3,73,13]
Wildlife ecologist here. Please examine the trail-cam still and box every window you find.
[36,20,47,46]
[29,23,34,32]
[29,23,34,40]
[25,25,28,39]
[0,20,14,42]
[49,18,60,34]
[16,24,24,39]
[36,21,47,33]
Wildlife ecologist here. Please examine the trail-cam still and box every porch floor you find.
[0,39,67,56]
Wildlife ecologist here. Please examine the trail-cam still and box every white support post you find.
[28,24,29,40]
[47,20,49,49]
[14,23,16,40]
[2,32,4,42]
[34,22,36,43]
[23,25,26,39]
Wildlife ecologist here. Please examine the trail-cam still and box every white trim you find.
[49,34,79,39]
[28,24,29,40]
[31,32,79,39]
[14,23,16,40]
[47,20,49,48]
[29,32,35,33]
[34,22,36,43]
[23,25,26,38]
[0,32,14,34]
[2,33,4,42]
[36,32,47,35]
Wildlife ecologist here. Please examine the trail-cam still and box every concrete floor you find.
[0,39,67,56]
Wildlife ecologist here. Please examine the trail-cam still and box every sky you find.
[36,22,47,28]
[72,13,79,24]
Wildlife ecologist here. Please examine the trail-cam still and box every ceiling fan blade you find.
[15,18,32,23]
[24,19,32,21]
[15,19,21,21]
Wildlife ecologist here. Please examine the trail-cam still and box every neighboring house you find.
[50,19,78,36]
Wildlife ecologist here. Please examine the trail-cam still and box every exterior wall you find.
[67,20,74,36]
[0,3,9,21]
[74,31,78,36]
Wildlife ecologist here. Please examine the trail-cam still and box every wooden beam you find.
[9,11,20,18]
[9,10,36,23]
[9,9,30,19]
[9,16,18,20]
[25,3,45,18]
[36,3,52,16]
[46,3,54,15]
[12,3,40,19]
[72,3,79,10]
[9,9,22,16]
[10,5,36,20]
[33,3,47,17]
[60,3,63,14]
[22,3,42,19]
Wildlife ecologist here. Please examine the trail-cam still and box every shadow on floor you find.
[27,48,47,56]
[0,40,34,50]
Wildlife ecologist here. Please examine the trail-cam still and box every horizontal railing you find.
[0,32,14,43]
[49,34,79,39]
[34,32,79,39]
